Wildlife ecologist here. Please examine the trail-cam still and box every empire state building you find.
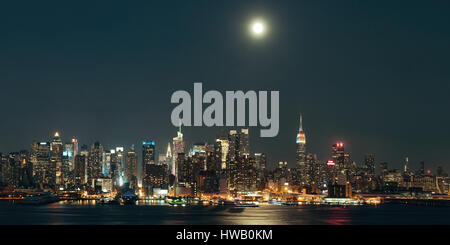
[296,114,307,185]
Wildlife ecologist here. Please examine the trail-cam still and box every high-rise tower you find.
[364,154,375,176]
[215,137,229,170]
[296,114,308,185]
[239,129,250,157]
[172,123,184,179]
[125,147,138,188]
[31,141,51,188]
[166,142,174,175]
[332,142,345,169]
[87,142,103,186]
[404,157,409,174]
[142,140,156,193]
[51,132,63,188]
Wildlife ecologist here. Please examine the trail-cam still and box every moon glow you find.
[250,20,266,37]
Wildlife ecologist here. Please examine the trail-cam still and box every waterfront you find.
[0,201,449,225]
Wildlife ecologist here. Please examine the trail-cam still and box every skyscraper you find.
[87,142,103,187]
[165,142,173,175]
[51,132,63,189]
[227,130,239,190]
[254,153,266,172]
[103,150,112,178]
[142,140,156,193]
[215,137,229,170]
[142,141,156,166]
[62,142,74,187]
[125,148,138,188]
[115,147,125,185]
[74,154,86,187]
[332,142,349,184]
[296,114,308,186]
[239,128,250,157]
[71,138,79,171]
[190,143,206,156]
[404,157,409,174]
[364,154,375,176]
[227,130,239,162]
[227,128,250,162]
[332,142,345,169]
[172,124,184,179]
[254,153,266,189]
[31,141,51,188]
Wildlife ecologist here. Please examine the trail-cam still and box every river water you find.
[0,201,449,225]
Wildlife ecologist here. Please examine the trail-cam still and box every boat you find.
[168,198,187,206]
[281,201,299,206]
[21,192,59,205]
[269,199,282,205]
[120,194,138,205]
[98,196,120,205]
[234,201,259,207]
[219,199,235,206]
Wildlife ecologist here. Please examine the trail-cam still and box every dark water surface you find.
[1,201,449,225]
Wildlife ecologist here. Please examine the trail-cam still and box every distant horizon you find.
[0,123,445,175]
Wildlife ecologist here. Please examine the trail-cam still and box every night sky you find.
[1,0,450,172]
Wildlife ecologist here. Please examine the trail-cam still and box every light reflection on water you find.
[0,201,448,225]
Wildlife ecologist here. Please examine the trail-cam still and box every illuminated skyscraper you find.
[63,143,73,166]
[235,155,257,192]
[88,142,103,186]
[239,128,250,157]
[226,128,250,161]
[166,142,173,175]
[332,142,351,184]
[172,124,184,179]
[227,130,239,189]
[142,140,156,193]
[215,137,229,170]
[364,154,375,176]
[51,132,63,189]
[227,130,239,162]
[296,114,308,186]
[31,141,50,188]
[326,160,338,185]
[332,142,345,169]
[207,143,221,173]
[6,152,20,187]
[190,143,206,156]
[115,147,125,184]
[404,157,409,174]
[125,147,138,188]
[19,150,33,188]
[71,138,79,171]
[143,141,156,166]
[255,153,266,172]
[74,154,86,186]
[63,142,74,187]
[224,129,254,191]
[254,153,266,189]
[103,150,112,177]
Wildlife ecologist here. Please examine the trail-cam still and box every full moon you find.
[250,21,266,37]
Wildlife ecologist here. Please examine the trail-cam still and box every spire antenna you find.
[299,113,303,132]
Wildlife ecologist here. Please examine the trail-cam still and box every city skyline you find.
[0,113,445,176]
[2,114,448,202]
[1,1,450,231]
